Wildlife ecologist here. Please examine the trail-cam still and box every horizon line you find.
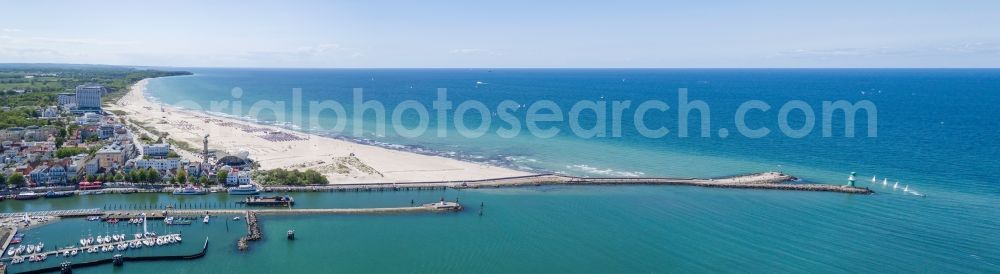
[3,62,1000,70]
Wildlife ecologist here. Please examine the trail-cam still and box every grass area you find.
[254,168,329,185]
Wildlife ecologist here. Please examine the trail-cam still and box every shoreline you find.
[101,77,872,195]
[107,78,533,183]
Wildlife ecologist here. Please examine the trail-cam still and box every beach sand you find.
[106,79,531,184]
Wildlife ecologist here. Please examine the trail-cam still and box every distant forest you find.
[0,63,191,128]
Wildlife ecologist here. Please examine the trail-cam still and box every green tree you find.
[8,173,26,188]
[216,170,228,185]
[175,169,188,184]
[128,170,139,183]
[198,176,208,186]
[55,147,88,158]
[147,168,161,183]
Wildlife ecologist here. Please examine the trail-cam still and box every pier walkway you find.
[97,204,458,219]
[263,172,874,194]
[0,204,461,220]
[0,209,100,218]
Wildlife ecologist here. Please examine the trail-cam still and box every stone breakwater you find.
[263,172,875,194]
[238,211,261,251]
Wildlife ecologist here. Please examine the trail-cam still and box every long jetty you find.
[98,205,458,219]
[262,172,874,194]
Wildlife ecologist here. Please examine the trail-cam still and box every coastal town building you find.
[38,106,59,118]
[74,84,106,111]
[76,113,103,125]
[127,157,185,173]
[96,144,127,169]
[226,168,253,186]
[57,93,76,108]
[28,162,68,185]
[143,143,171,158]
[0,127,25,142]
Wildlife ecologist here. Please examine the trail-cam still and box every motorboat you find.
[172,185,207,195]
[44,190,75,198]
[14,191,40,200]
[227,184,260,195]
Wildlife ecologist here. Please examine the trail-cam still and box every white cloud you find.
[778,47,903,58]
[777,42,1000,59]
[2,28,22,33]
[450,48,498,55]
[0,35,138,46]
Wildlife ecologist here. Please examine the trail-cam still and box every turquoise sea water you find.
[4,69,999,273]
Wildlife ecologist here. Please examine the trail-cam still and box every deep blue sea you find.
[9,69,995,273]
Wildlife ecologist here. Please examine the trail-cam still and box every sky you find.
[1,0,999,68]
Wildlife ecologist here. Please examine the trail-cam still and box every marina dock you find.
[0,227,16,261]
[12,237,209,274]
[0,233,184,263]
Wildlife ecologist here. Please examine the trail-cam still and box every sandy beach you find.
[106,79,531,184]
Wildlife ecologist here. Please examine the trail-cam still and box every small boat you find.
[227,184,260,195]
[172,185,207,195]
[14,191,40,200]
[287,230,295,240]
[165,217,192,225]
[43,191,75,198]
[871,175,877,183]
[233,216,241,221]
[203,215,210,223]
[70,249,78,256]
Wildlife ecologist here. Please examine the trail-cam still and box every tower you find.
[203,134,210,164]
[847,172,856,187]
[200,134,211,176]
